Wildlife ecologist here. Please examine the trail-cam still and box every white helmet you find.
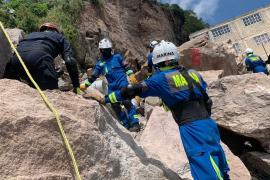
[152,40,180,65]
[99,38,112,49]
[245,48,253,55]
[148,40,159,48]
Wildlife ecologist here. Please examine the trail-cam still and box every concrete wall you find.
[192,5,270,60]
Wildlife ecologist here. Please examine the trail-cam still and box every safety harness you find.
[170,67,212,126]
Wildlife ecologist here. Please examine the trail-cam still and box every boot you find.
[129,123,141,132]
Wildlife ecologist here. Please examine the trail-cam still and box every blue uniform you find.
[245,54,268,74]
[147,52,156,73]
[93,54,139,127]
[106,67,230,180]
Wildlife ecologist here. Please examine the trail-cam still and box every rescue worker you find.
[147,40,159,73]
[244,48,268,75]
[4,23,80,93]
[88,40,230,180]
[80,38,140,132]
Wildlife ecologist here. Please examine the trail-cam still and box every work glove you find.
[80,80,91,91]
[126,70,134,76]
[73,87,82,95]
[128,74,138,85]
[83,87,105,104]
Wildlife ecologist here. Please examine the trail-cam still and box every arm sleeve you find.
[88,63,102,84]
[104,76,160,104]
[57,34,80,87]
[245,58,252,71]
[147,54,153,73]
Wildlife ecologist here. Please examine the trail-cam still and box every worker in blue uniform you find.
[244,48,268,75]
[147,40,159,73]
[80,38,140,132]
[88,40,230,180]
[4,23,80,93]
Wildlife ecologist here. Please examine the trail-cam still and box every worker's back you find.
[142,68,207,106]
[140,67,210,125]
[245,54,267,74]
[94,54,129,92]
[17,31,71,60]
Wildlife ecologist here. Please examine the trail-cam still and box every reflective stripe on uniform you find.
[105,66,108,75]
[250,56,260,62]
[172,74,188,87]
[133,114,139,119]
[109,92,118,103]
[210,155,223,180]
[188,72,200,83]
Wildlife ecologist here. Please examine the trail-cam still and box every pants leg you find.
[6,53,58,90]
[35,60,58,90]
[111,102,129,128]
[122,100,139,125]
[179,119,230,180]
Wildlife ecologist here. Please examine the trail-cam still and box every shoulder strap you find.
[179,67,209,101]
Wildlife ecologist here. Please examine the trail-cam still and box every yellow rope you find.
[0,22,82,180]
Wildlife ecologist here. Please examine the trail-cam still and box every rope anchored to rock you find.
[0,22,82,180]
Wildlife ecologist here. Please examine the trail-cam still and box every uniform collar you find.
[159,66,175,71]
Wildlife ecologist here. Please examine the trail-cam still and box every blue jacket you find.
[245,54,267,74]
[93,54,129,92]
[147,53,153,67]
[105,67,208,107]
[17,31,72,61]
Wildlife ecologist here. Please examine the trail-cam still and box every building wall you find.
[191,5,270,60]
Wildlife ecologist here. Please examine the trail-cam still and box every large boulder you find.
[179,35,239,76]
[0,79,180,179]
[199,70,223,84]
[0,28,24,78]
[139,107,251,180]
[208,73,270,152]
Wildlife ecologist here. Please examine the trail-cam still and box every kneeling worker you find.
[244,48,268,75]
[80,38,140,132]
[4,23,80,93]
[89,40,230,180]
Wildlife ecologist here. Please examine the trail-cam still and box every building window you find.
[211,25,230,38]
[233,43,242,53]
[242,13,262,26]
[254,33,270,45]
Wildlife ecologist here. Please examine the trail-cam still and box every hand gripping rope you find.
[0,22,82,180]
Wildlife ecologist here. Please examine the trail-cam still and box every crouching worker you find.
[244,48,268,75]
[89,40,230,180]
[4,23,80,93]
[80,38,140,132]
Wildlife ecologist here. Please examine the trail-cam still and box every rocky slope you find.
[75,0,184,68]
[0,79,180,179]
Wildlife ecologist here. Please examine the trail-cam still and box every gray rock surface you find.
[0,79,180,180]
[0,28,24,78]
[208,73,270,152]
[179,35,239,76]
[77,0,184,67]
[199,70,223,84]
[242,152,270,179]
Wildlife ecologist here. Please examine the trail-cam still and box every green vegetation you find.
[0,0,83,44]
[152,1,208,41]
